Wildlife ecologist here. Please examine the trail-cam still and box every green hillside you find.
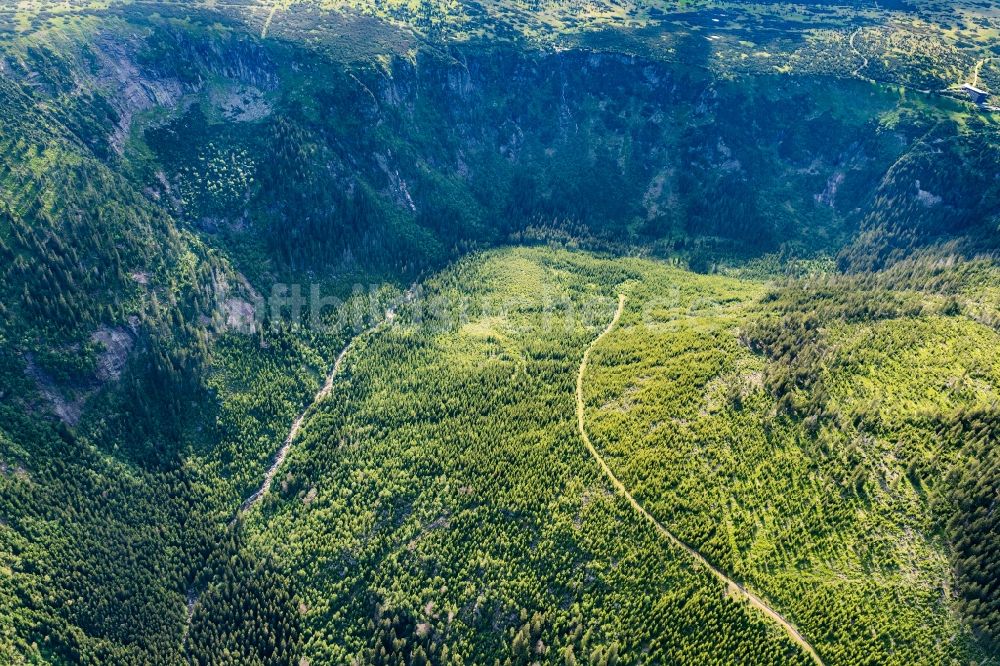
[0,1,998,664]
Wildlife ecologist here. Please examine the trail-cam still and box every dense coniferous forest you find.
[0,1,999,664]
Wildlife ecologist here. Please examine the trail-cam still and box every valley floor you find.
[233,246,987,665]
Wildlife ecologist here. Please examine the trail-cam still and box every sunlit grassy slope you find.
[239,247,814,664]
[238,246,994,664]
[584,274,995,663]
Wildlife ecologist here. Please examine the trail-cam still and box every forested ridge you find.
[0,1,998,664]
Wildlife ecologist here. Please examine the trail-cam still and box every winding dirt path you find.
[180,588,198,649]
[261,3,280,39]
[849,28,870,80]
[236,337,359,516]
[236,288,415,519]
[576,294,825,666]
[972,57,994,88]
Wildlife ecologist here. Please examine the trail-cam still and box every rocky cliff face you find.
[97,24,277,153]
[262,44,904,259]
[7,15,944,277]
